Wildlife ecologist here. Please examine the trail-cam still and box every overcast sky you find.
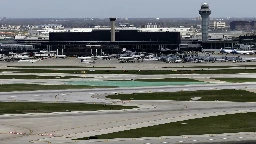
[1,0,255,18]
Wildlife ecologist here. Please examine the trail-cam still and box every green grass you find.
[107,89,256,102]
[0,84,115,92]
[163,66,231,68]
[0,102,136,114]
[0,75,80,79]
[135,78,200,82]
[163,65,256,69]
[2,69,256,74]
[7,66,116,68]
[106,78,200,82]
[76,112,256,139]
[1,69,256,74]
[214,78,256,83]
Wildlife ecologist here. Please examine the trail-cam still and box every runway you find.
[1,83,256,144]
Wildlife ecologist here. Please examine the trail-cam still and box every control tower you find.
[109,18,117,42]
[199,3,211,42]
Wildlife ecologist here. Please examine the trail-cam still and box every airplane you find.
[77,56,93,60]
[97,56,111,60]
[12,54,30,60]
[241,57,256,62]
[81,59,95,64]
[118,57,137,63]
[118,57,135,61]
[215,58,227,62]
[143,57,159,61]
[174,59,183,63]
[56,55,67,59]
[233,50,255,55]
[18,59,40,63]
[220,48,235,54]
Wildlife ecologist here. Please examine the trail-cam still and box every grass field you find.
[0,75,80,79]
[0,102,136,114]
[134,78,200,82]
[213,78,256,83]
[76,112,256,139]
[163,65,256,69]
[107,89,256,102]
[2,69,256,74]
[162,66,231,68]
[7,66,116,68]
[0,84,114,92]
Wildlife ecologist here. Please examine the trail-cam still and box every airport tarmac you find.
[1,56,256,70]
[1,84,256,144]
[1,58,256,143]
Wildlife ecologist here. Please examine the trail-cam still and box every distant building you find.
[230,21,256,31]
[38,24,64,30]
[209,21,226,30]
[141,23,160,28]
[119,23,136,28]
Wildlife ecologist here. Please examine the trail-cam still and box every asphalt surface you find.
[0,84,256,144]
[1,59,256,144]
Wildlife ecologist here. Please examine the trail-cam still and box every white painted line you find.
[223,138,227,140]
[239,137,243,139]
[178,141,183,143]
[193,140,197,142]
[209,139,214,141]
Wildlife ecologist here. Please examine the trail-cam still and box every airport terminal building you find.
[46,29,181,56]
[15,29,181,56]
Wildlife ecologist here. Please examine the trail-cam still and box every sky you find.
[1,0,256,18]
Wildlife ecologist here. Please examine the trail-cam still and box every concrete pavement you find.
[1,85,256,144]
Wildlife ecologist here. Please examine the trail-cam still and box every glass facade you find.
[49,30,181,43]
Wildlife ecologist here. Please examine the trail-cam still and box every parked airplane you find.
[242,57,256,62]
[220,48,235,54]
[56,55,67,59]
[77,56,93,60]
[81,59,95,64]
[175,59,183,63]
[118,57,135,61]
[97,56,111,60]
[11,54,30,60]
[18,59,40,63]
[233,50,255,55]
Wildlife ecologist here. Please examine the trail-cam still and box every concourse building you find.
[47,29,181,56]
[15,18,181,56]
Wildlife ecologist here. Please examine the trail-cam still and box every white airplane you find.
[18,59,40,63]
[132,55,141,58]
[175,59,183,63]
[77,56,93,60]
[97,56,110,60]
[233,50,255,55]
[81,59,95,63]
[13,55,30,60]
[56,55,67,59]
[144,56,158,61]
[242,57,256,62]
[215,58,227,62]
[220,48,235,54]
[118,57,135,61]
